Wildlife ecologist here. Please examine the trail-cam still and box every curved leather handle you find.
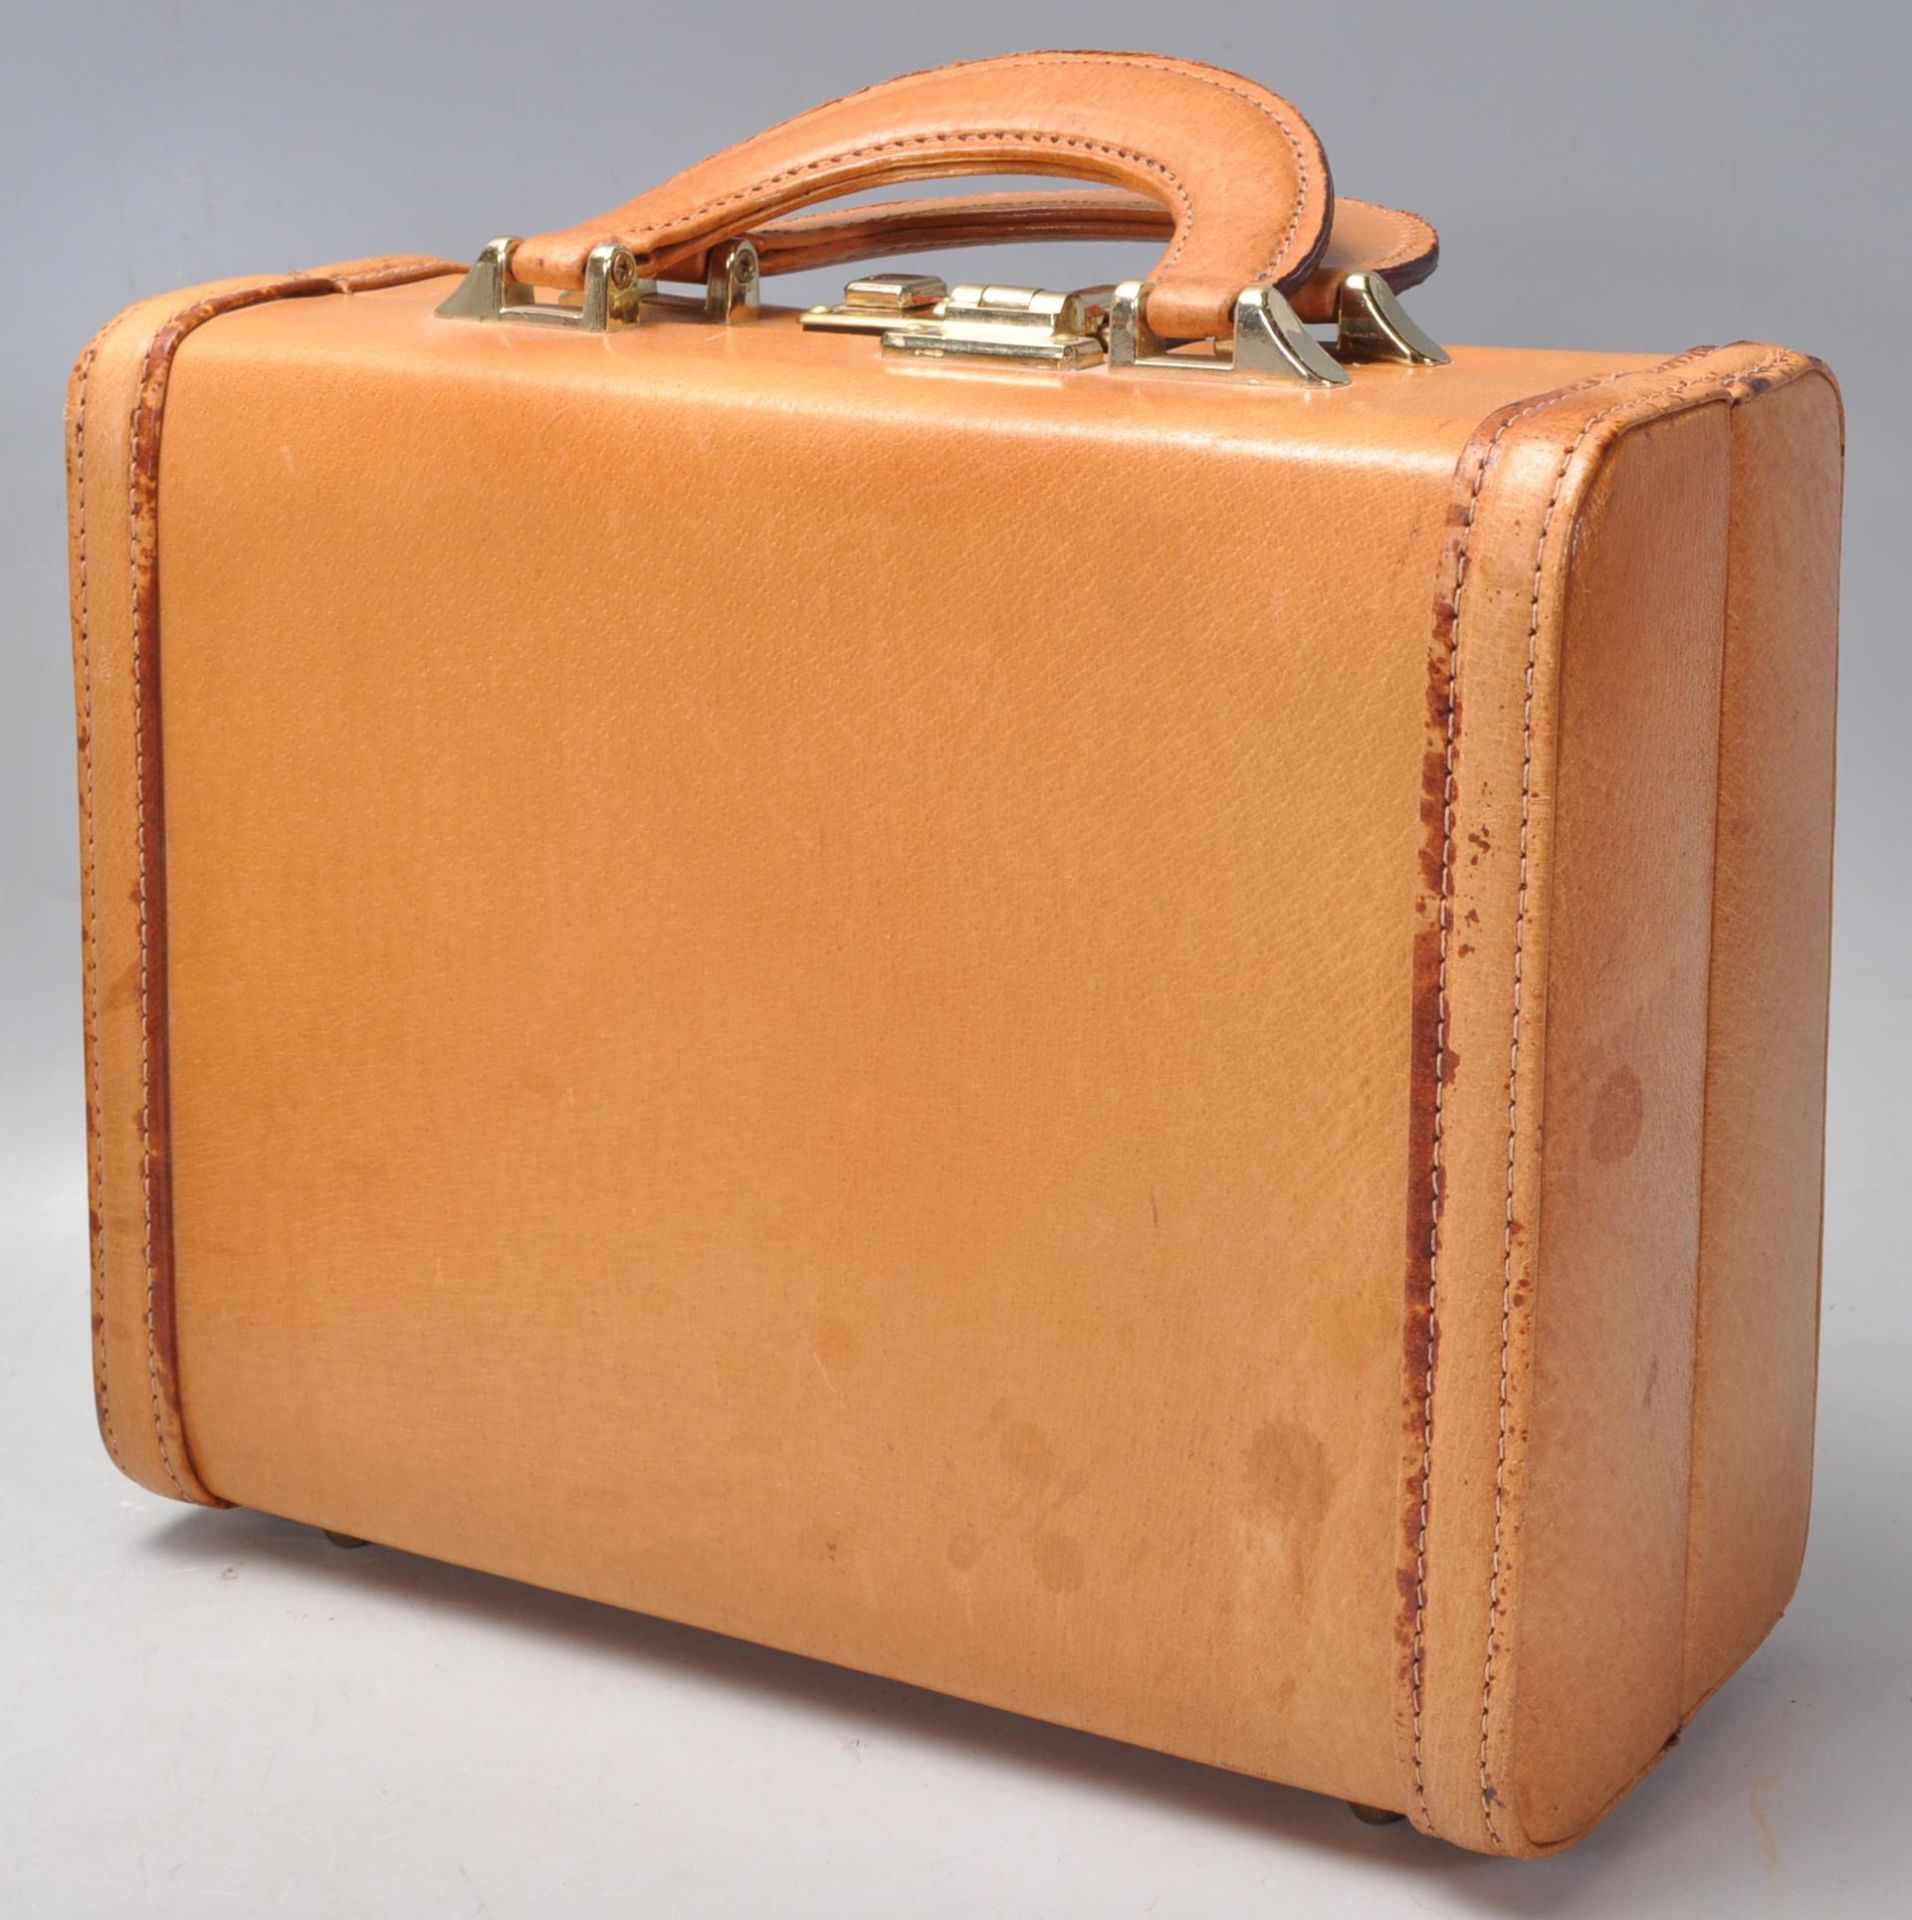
[509,51,1333,340]
[658,191,1438,329]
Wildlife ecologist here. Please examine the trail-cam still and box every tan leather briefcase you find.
[67,52,1840,1856]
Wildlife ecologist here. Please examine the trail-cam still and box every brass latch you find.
[801,271,1447,386]
[800,277,1112,366]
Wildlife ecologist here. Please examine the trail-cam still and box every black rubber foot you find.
[1348,1802,1407,1825]
[322,1529,369,1550]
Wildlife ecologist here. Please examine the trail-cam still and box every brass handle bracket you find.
[1110,273,1447,384]
[436,236,761,332]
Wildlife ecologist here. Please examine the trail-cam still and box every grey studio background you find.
[3,3,1907,1915]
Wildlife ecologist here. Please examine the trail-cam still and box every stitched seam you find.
[963,51,1318,285]
[636,129,1199,271]
[1364,207,1435,274]
[993,53,1315,283]
[127,336,188,1501]
[760,195,1429,282]
[74,344,126,1475]
[1406,345,1721,1834]
[578,52,1318,292]
[1408,386,1574,1830]
[1473,348,1794,1849]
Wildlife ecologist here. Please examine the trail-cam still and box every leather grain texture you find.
[67,256,1840,1856]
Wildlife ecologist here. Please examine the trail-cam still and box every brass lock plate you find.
[802,277,1110,366]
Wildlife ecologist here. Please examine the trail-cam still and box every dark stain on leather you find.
[1589,1066,1645,1164]
[1246,1417,1332,1528]
[1031,1530,1087,1594]
[998,1419,1055,1482]
[1246,1417,1333,1604]
[816,1316,861,1374]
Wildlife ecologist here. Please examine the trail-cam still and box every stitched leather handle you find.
[655,191,1439,330]
[508,52,1333,340]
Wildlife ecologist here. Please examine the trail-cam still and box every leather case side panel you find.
[1680,368,1843,1710]
[1401,345,1823,1856]
[68,283,248,1508]
[1504,403,1733,1847]
[64,259,458,1506]
[1501,358,1840,1854]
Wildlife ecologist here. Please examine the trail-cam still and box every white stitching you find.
[933,52,1319,285]
[633,128,1199,270]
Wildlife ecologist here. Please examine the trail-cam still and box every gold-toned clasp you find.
[436,236,761,333]
[802,270,1446,384]
[801,278,1109,366]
